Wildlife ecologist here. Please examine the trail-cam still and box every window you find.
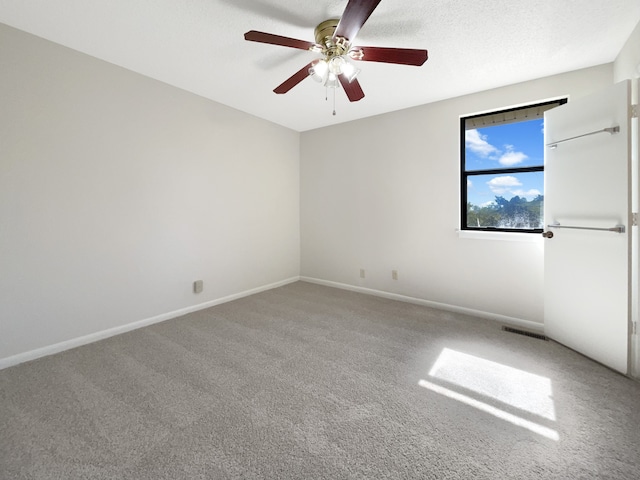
[460,99,567,233]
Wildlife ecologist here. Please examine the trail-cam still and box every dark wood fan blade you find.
[244,31,317,51]
[338,74,365,102]
[351,46,428,66]
[274,62,315,94]
[334,0,382,42]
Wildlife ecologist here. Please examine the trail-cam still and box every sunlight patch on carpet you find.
[428,348,556,421]
[418,379,559,441]
[420,348,559,441]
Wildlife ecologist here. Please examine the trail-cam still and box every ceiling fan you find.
[244,0,428,105]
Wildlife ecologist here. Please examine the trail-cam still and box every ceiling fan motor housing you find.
[314,19,349,57]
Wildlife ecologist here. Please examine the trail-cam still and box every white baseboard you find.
[300,276,544,333]
[0,276,300,370]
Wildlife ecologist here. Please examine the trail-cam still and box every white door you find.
[632,78,639,379]
[544,80,632,374]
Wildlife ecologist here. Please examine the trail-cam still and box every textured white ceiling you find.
[1,0,639,131]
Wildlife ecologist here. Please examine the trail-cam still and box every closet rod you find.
[547,223,625,233]
[546,126,619,148]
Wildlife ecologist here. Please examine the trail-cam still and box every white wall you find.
[300,65,612,326]
[0,24,300,363]
[3,17,636,367]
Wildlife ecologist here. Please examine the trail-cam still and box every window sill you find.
[456,229,543,243]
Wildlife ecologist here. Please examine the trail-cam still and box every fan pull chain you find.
[332,87,336,116]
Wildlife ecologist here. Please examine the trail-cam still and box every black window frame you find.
[460,98,567,234]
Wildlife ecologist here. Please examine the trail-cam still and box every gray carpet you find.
[1,281,639,479]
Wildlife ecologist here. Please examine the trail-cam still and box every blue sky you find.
[465,119,544,207]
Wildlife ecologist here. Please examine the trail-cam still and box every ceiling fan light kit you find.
[244,0,428,113]
[310,56,360,86]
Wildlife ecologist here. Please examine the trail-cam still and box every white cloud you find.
[487,176,522,187]
[485,177,540,200]
[465,129,499,157]
[487,176,522,195]
[498,146,528,166]
[467,130,528,167]
[513,189,541,199]
[467,179,473,188]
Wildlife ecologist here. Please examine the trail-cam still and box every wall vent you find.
[502,326,547,340]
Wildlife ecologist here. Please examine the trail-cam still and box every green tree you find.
[466,195,543,229]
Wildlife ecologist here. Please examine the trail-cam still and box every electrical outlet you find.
[360,269,365,278]
[193,280,203,294]
[392,270,398,280]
